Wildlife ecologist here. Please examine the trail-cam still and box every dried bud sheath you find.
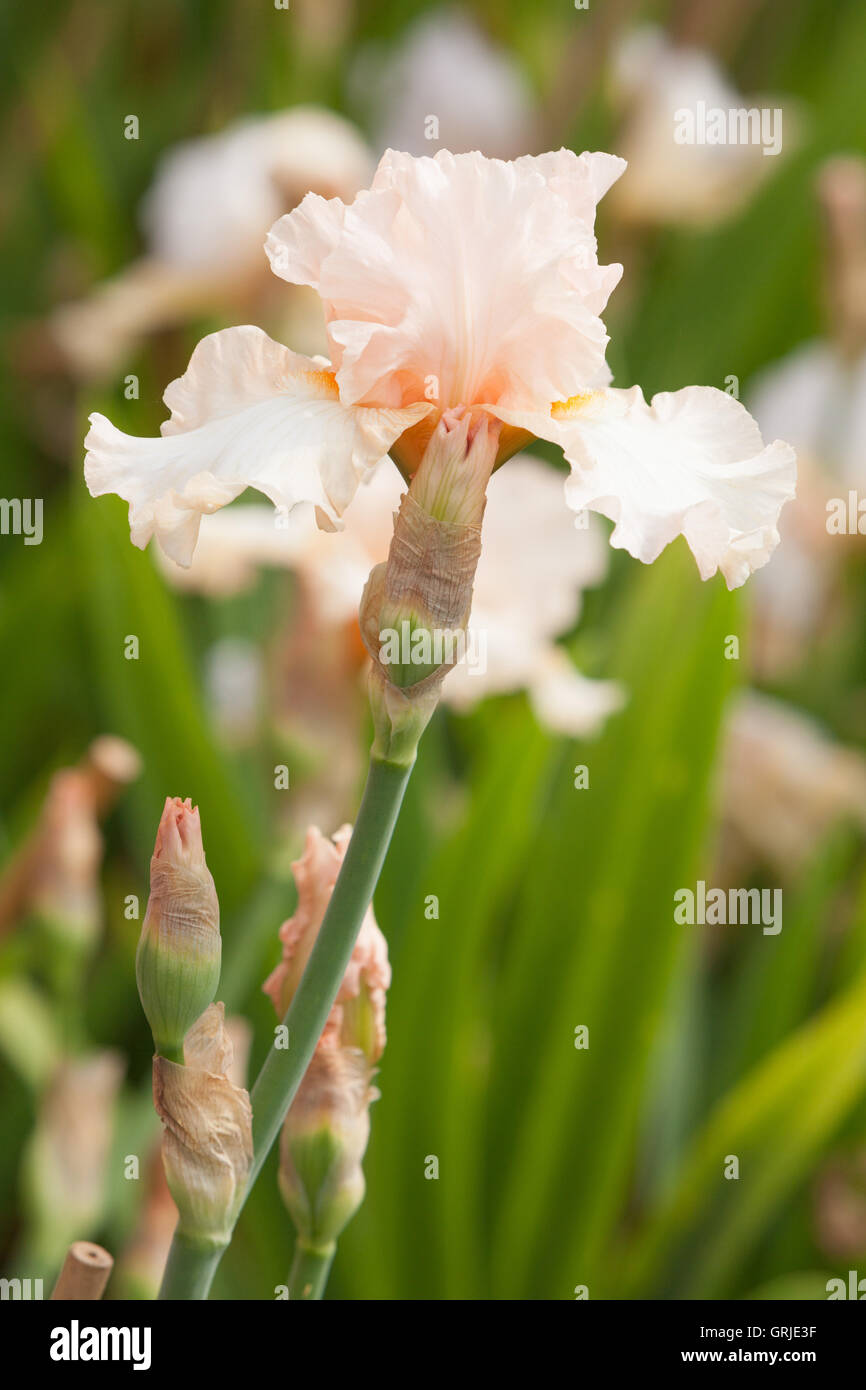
[154,1004,252,1250]
[382,492,483,633]
[360,410,499,709]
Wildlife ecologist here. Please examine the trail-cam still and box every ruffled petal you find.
[84,325,429,565]
[266,148,624,412]
[495,386,797,589]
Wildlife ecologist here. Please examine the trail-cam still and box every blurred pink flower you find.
[0,735,140,946]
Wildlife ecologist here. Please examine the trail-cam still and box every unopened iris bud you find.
[136,797,221,1063]
[361,410,498,680]
[359,410,499,759]
[263,826,390,1053]
[278,1048,373,1250]
[263,825,390,1253]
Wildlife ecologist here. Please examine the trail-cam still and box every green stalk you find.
[158,751,415,1300]
[288,1240,336,1300]
[158,1233,227,1301]
[247,754,413,1187]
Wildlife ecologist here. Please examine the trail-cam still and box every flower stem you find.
[157,750,415,1299]
[158,1232,227,1300]
[288,1240,336,1300]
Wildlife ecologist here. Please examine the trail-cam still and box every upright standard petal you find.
[266,148,624,413]
[496,386,797,589]
[84,325,429,565]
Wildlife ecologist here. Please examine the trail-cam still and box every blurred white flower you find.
[204,637,263,745]
[52,107,373,377]
[356,8,536,159]
[159,454,622,736]
[750,343,866,490]
[609,26,788,226]
[719,690,866,876]
[747,158,866,672]
[141,109,372,274]
[748,346,866,671]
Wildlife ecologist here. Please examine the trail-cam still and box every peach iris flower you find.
[85,147,796,589]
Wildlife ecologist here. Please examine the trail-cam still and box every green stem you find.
[157,751,415,1299]
[248,754,412,1185]
[288,1240,336,1300]
[158,1232,227,1300]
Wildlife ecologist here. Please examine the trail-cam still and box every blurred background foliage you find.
[1,0,866,1300]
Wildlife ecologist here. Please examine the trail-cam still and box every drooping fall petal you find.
[85,325,430,564]
[496,386,797,589]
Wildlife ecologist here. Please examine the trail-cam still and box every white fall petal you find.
[495,385,797,590]
[84,325,430,565]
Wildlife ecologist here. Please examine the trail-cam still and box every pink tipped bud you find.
[264,824,390,1246]
[263,825,390,1063]
[359,411,500,732]
[409,408,500,527]
[136,797,221,1062]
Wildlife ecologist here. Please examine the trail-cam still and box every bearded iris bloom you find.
[84,145,800,1303]
[84,146,795,591]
